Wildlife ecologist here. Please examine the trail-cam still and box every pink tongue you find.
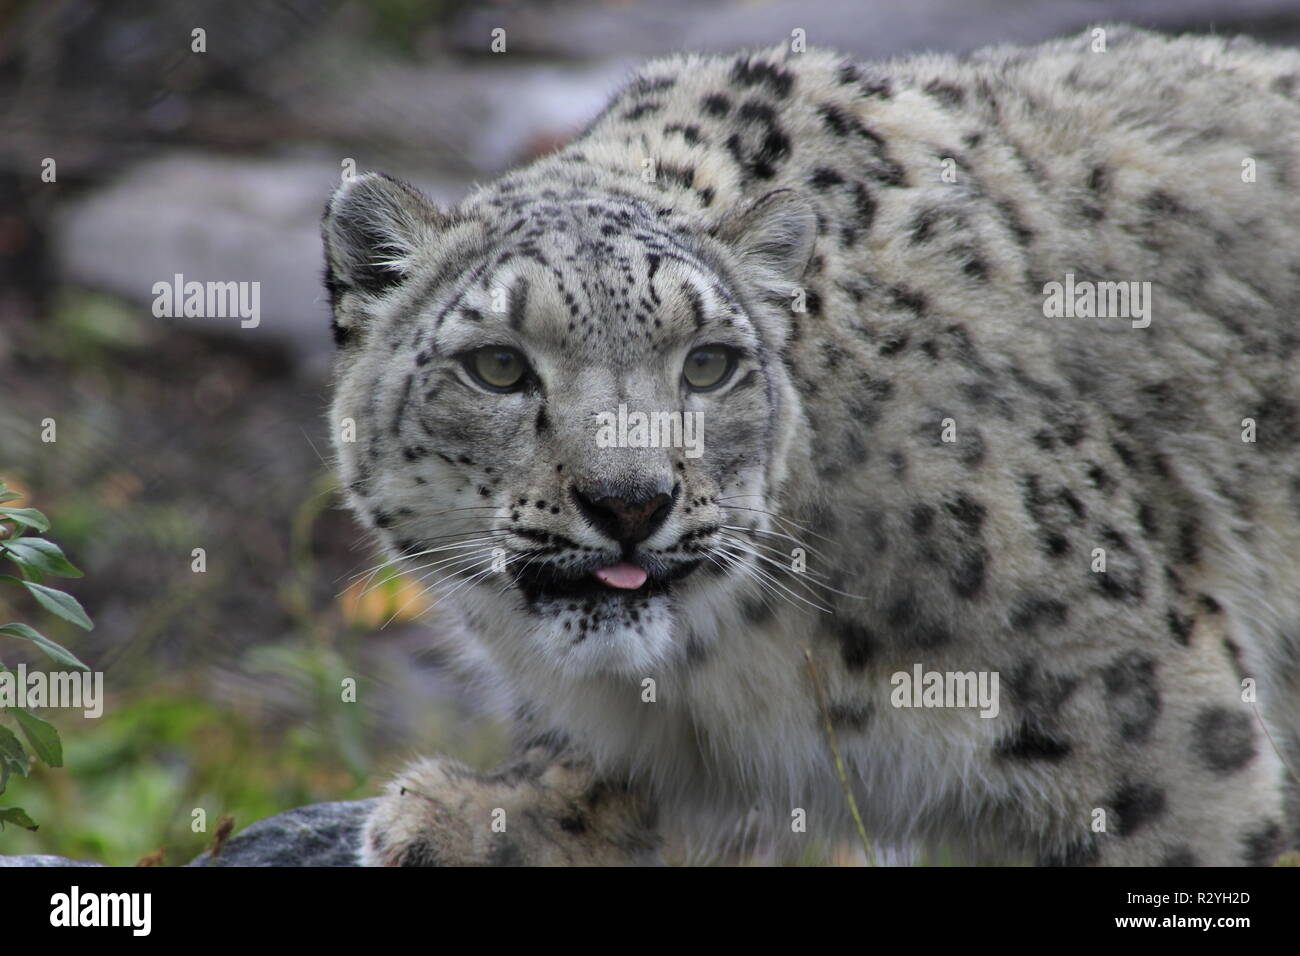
[593,562,648,590]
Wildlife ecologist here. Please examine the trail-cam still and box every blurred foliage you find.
[0,284,509,862]
[1,685,365,864]
[363,0,469,57]
[0,479,506,862]
[0,476,93,833]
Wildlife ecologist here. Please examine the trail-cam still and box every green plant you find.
[0,476,92,831]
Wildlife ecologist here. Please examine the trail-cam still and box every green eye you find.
[465,346,528,392]
[683,346,736,391]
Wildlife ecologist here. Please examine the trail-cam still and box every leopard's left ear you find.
[710,189,817,285]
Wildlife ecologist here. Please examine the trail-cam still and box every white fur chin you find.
[530,596,679,679]
[455,569,740,687]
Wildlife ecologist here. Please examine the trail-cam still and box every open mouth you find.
[512,558,703,604]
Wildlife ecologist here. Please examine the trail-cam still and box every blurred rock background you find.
[1,0,1297,864]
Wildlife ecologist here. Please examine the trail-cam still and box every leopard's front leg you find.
[361,747,662,866]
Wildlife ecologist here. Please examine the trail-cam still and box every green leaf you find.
[0,492,22,504]
[0,623,89,670]
[2,538,82,578]
[0,508,50,532]
[13,708,62,767]
[0,725,27,793]
[0,806,39,830]
[21,582,93,630]
[13,564,43,584]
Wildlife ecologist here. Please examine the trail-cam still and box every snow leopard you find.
[321,25,1300,866]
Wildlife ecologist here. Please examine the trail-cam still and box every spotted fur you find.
[325,26,1300,865]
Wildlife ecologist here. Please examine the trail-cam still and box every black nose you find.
[571,486,674,546]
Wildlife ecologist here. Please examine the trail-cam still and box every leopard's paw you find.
[360,751,661,866]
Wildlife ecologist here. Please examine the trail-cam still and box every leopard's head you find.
[323,172,813,676]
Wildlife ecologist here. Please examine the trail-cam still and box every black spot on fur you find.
[559,813,588,834]
[1111,782,1167,836]
[1175,515,1201,567]
[1167,608,1193,645]
[1240,820,1285,866]
[889,285,927,314]
[924,79,965,108]
[879,332,909,356]
[1160,846,1198,867]
[664,122,703,145]
[1004,663,1078,722]
[995,199,1034,246]
[1111,439,1137,469]
[827,701,872,731]
[622,101,661,121]
[1085,463,1114,493]
[730,56,794,98]
[885,592,952,649]
[910,503,935,534]
[1101,652,1161,743]
[1222,636,1247,680]
[487,836,525,866]
[628,75,676,96]
[742,595,776,627]
[850,182,876,230]
[834,618,875,671]
[1137,501,1158,536]
[1143,190,1183,216]
[958,427,986,468]
[817,103,851,135]
[390,373,414,436]
[909,208,938,244]
[1010,596,1068,633]
[945,493,986,536]
[396,838,441,866]
[810,167,844,190]
[1093,560,1145,602]
[659,163,695,189]
[725,100,792,181]
[701,93,731,117]
[1191,705,1256,775]
[997,723,1071,761]
[949,546,988,598]
[507,276,530,330]
[1040,836,1100,866]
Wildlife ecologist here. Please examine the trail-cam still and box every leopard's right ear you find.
[321,172,447,345]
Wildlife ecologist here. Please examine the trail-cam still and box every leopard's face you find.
[326,179,813,676]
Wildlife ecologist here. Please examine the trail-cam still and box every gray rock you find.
[275,55,632,176]
[0,799,374,868]
[188,799,374,867]
[446,0,1300,58]
[52,152,469,375]
[0,853,104,867]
